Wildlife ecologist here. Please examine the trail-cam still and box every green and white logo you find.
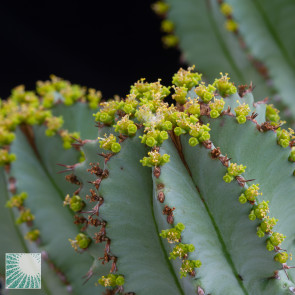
[5,253,41,289]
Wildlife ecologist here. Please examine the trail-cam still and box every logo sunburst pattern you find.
[5,253,41,289]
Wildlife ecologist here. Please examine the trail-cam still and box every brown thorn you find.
[157,191,165,203]
[202,140,212,149]
[211,147,221,159]
[8,177,17,194]
[219,155,231,167]
[153,166,161,178]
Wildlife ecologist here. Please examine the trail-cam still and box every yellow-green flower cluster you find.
[118,94,139,115]
[161,19,174,33]
[169,243,195,260]
[223,162,246,183]
[289,147,295,162]
[131,79,170,101]
[237,182,286,256]
[140,130,168,147]
[220,2,233,16]
[140,150,170,167]
[87,88,102,109]
[152,0,169,16]
[113,115,137,136]
[25,229,40,242]
[183,98,201,116]
[160,223,201,278]
[98,134,121,153]
[162,34,179,48]
[0,149,16,166]
[213,73,237,97]
[225,19,239,32]
[69,233,91,251]
[277,128,294,148]
[93,100,119,125]
[234,102,250,124]
[266,104,280,124]
[249,200,269,220]
[209,98,225,118]
[160,223,185,243]
[274,252,289,264]
[172,67,202,90]
[10,85,39,107]
[98,274,125,288]
[180,260,202,278]
[266,232,286,252]
[187,123,211,146]
[63,194,85,212]
[16,209,35,224]
[45,116,64,137]
[59,84,86,106]
[6,192,28,208]
[172,86,188,105]
[238,184,261,203]
[195,82,216,103]
[60,130,80,149]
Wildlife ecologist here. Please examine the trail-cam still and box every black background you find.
[0,1,183,100]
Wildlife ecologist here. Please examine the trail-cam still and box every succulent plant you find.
[1,67,295,294]
[153,0,295,125]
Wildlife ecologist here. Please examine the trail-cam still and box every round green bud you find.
[146,137,157,147]
[116,276,125,286]
[203,92,213,103]
[266,240,275,251]
[193,260,202,268]
[174,127,184,136]
[188,244,195,252]
[162,154,170,163]
[199,131,210,142]
[274,252,288,264]
[257,228,265,238]
[175,223,185,231]
[248,210,256,221]
[111,142,121,153]
[238,194,247,204]
[210,109,220,119]
[189,137,199,147]
[70,195,85,212]
[223,173,233,183]
[123,104,133,114]
[236,115,247,124]
[99,112,110,123]
[160,131,169,140]
[270,232,285,246]
[127,124,137,136]
[76,233,91,249]
[279,139,290,148]
[163,121,172,130]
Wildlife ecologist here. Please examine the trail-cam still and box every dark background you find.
[0,1,182,100]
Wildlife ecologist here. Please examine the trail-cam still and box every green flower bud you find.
[76,233,91,249]
[146,137,157,147]
[223,173,234,183]
[111,142,121,153]
[274,252,288,263]
[175,223,185,231]
[189,137,199,147]
[210,109,220,119]
[256,227,265,238]
[127,123,137,136]
[266,240,275,251]
[236,115,247,124]
[238,194,247,204]
[248,210,256,221]
[174,127,184,136]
